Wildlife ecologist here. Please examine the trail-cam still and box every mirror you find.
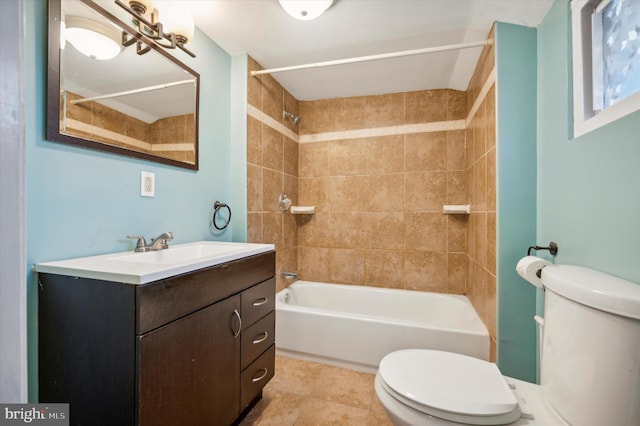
[47,0,200,170]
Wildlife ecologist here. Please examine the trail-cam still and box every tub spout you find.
[281,271,298,280]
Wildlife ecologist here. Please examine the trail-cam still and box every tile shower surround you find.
[247,40,497,357]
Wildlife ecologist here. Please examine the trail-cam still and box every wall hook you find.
[527,241,558,256]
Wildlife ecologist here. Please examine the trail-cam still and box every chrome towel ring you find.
[212,201,231,230]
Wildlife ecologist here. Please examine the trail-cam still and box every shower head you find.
[283,110,301,126]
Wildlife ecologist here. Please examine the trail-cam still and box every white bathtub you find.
[275,281,489,372]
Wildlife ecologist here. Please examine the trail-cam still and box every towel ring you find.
[212,201,231,230]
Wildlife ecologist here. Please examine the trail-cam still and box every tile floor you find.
[242,355,394,425]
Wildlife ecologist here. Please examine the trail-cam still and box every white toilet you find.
[375,264,640,425]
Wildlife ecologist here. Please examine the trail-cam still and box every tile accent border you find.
[247,104,299,142]
[298,120,466,143]
[247,67,495,145]
[466,67,496,126]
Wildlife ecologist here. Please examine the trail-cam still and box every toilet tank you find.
[539,265,640,426]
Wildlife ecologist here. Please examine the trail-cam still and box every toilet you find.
[375,264,640,425]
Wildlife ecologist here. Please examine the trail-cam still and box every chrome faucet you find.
[127,232,173,252]
[150,231,173,250]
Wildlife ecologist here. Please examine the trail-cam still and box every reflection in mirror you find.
[47,0,200,170]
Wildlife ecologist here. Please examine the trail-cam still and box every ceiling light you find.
[279,0,333,21]
[64,16,122,60]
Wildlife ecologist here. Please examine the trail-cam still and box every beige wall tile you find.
[330,175,369,213]
[365,212,405,250]
[262,125,284,172]
[447,215,467,252]
[284,173,298,206]
[405,90,448,124]
[262,74,284,124]
[487,147,496,211]
[364,93,405,128]
[486,271,496,338]
[247,56,263,109]
[404,132,447,172]
[299,99,330,134]
[247,212,262,243]
[328,139,367,176]
[365,174,404,212]
[329,249,365,285]
[404,212,447,252]
[247,115,262,166]
[278,248,298,291]
[447,253,467,294]
[282,212,298,250]
[283,136,298,176]
[447,171,467,205]
[365,250,404,289]
[298,176,329,212]
[405,171,447,212]
[297,212,331,247]
[404,250,447,292]
[486,85,496,151]
[262,169,283,212]
[330,212,366,248]
[474,212,487,268]
[263,212,283,250]
[487,212,496,275]
[283,89,299,134]
[447,89,467,121]
[447,130,466,171]
[247,164,263,212]
[337,97,366,131]
[298,246,329,282]
[299,142,328,177]
[366,135,404,174]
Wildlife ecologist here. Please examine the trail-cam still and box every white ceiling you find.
[194,0,555,100]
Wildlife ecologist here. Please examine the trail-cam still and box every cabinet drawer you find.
[240,344,275,410]
[137,251,275,333]
[241,278,275,327]
[241,311,275,369]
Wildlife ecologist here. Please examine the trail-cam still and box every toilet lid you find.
[378,349,521,425]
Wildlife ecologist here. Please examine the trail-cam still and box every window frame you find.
[571,0,640,137]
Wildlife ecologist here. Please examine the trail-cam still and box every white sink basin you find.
[34,241,274,284]
[113,242,251,265]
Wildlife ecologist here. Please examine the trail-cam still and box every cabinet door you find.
[138,295,241,426]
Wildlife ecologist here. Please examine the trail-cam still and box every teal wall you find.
[25,0,234,400]
[494,23,538,382]
[537,0,640,285]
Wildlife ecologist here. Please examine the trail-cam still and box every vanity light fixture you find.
[279,0,333,21]
[64,16,122,60]
[114,0,196,58]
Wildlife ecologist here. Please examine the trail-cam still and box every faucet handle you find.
[127,235,150,252]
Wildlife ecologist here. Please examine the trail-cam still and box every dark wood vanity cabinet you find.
[38,251,276,426]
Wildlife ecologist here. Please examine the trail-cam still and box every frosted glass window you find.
[592,0,640,110]
[571,0,640,137]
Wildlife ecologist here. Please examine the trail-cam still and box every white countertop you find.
[34,241,275,284]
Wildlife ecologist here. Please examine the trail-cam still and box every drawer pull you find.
[252,297,268,306]
[230,309,242,338]
[252,332,269,344]
[251,368,268,383]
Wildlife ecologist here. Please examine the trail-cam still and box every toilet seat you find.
[378,349,522,425]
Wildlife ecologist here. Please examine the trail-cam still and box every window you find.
[571,0,640,137]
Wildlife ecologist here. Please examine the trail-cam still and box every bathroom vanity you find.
[36,242,275,426]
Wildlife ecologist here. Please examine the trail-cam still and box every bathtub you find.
[275,281,489,372]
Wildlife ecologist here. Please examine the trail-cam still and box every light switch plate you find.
[141,171,155,197]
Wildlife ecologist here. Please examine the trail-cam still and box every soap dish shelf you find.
[290,206,315,215]
[443,204,470,215]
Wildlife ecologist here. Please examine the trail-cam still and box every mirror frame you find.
[47,0,200,170]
